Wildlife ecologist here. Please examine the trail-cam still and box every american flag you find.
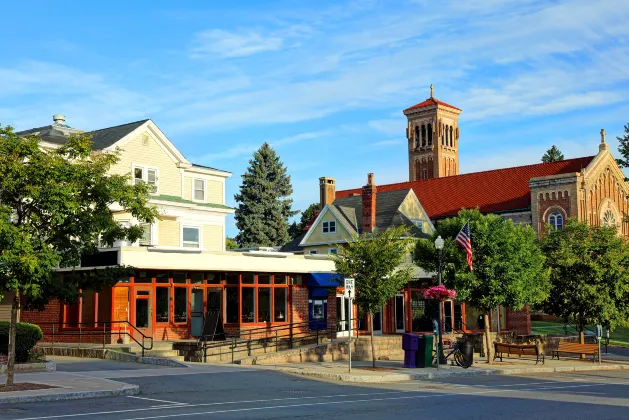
[455,221,473,271]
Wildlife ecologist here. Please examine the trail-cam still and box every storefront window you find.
[411,291,438,332]
[258,274,271,284]
[226,273,239,285]
[491,306,507,331]
[465,306,485,331]
[156,288,170,323]
[258,288,271,322]
[190,272,204,284]
[207,272,221,284]
[135,271,151,283]
[173,272,187,284]
[242,273,255,284]
[274,274,287,285]
[274,289,287,322]
[174,288,187,323]
[226,288,238,323]
[156,272,169,283]
[242,288,255,322]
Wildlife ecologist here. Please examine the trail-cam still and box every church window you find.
[445,126,449,145]
[449,126,454,147]
[427,124,433,145]
[548,212,563,230]
[422,168,428,180]
[414,126,420,148]
[602,210,616,228]
[421,125,427,147]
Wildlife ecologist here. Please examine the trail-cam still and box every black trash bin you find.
[458,338,474,366]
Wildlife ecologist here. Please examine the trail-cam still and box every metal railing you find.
[197,317,357,363]
[34,321,154,357]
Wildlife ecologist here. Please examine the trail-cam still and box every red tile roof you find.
[404,97,462,112]
[335,157,594,219]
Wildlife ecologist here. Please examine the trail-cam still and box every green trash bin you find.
[416,334,435,368]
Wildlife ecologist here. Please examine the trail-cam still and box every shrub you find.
[0,322,44,363]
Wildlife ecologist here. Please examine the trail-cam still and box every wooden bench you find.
[552,342,599,362]
[494,342,544,364]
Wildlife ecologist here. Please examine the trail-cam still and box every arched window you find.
[548,212,563,230]
[427,124,433,145]
[445,125,449,145]
[414,126,420,148]
[602,210,616,227]
[421,125,427,147]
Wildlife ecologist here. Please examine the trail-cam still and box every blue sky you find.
[2,0,629,237]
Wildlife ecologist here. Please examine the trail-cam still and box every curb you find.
[40,347,189,368]
[277,363,629,383]
[0,384,139,404]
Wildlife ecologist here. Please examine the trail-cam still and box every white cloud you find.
[191,29,283,58]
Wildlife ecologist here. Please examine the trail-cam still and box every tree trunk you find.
[6,290,20,386]
[370,311,376,368]
[484,310,492,364]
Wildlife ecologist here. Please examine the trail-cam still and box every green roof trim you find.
[153,195,234,210]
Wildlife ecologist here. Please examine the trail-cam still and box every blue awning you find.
[306,273,342,288]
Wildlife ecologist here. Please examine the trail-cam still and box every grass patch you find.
[531,320,629,346]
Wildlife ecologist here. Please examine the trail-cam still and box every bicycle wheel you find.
[454,350,470,369]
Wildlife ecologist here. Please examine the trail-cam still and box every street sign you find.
[596,324,603,338]
[344,278,355,298]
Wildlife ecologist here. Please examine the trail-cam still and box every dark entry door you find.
[134,286,153,339]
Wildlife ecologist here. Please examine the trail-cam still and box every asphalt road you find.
[3,360,629,420]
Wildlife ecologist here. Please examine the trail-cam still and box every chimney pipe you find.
[319,177,336,210]
[362,173,377,233]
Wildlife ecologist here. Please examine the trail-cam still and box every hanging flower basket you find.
[423,285,456,302]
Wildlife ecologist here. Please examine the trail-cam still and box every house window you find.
[548,212,564,230]
[139,223,152,246]
[182,226,201,248]
[309,249,318,255]
[133,165,158,194]
[328,248,338,255]
[602,210,616,227]
[193,179,205,201]
[322,221,336,234]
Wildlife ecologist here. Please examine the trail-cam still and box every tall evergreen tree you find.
[289,202,320,240]
[234,143,297,247]
[541,145,565,163]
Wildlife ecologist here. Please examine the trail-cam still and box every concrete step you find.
[137,350,181,357]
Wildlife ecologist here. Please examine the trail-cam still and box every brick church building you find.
[339,85,629,237]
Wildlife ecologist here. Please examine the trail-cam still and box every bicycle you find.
[441,339,471,369]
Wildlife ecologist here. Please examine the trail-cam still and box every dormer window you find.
[193,179,206,201]
[133,165,158,194]
[322,221,336,234]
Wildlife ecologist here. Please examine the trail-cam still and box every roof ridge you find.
[89,119,150,133]
[336,156,595,194]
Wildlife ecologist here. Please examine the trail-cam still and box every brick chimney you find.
[319,177,336,210]
[362,173,377,233]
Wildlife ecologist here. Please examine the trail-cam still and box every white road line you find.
[121,382,629,420]
[126,396,186,405]
[13,390,414,420]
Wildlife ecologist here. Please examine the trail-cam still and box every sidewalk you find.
[0,370,138,404]
[254,355,629,383]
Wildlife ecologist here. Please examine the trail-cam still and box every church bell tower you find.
[403,85,462,182]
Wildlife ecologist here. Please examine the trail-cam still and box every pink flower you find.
[423,285,456,301]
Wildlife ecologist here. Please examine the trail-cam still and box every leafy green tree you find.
[289,202,320,240]
[331,226,414,367]
[234,143,297,247]
[414,209,549,363]
[0,125,158,385]
[225,237,239,250]
[616,124,629,179]
[541,219,629,343]
[541,145,565,163]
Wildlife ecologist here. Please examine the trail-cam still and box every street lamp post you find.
[434,236,446,365]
